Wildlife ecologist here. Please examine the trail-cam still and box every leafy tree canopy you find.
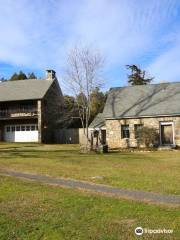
[126,65,153,85]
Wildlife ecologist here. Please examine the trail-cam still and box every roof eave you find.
[0,98,42,103]
[104,113,180,120]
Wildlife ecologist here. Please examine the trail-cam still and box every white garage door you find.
[4,124,38,142]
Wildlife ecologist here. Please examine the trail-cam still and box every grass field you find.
[0,176,180,240]
[0,143,180,195]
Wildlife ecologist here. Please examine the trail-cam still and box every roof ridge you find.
[0,78,44,83]
[109,81,180,91]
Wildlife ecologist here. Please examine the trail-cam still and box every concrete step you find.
[158,145,175,151]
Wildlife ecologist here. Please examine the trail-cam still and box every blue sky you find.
[1,0,180,91]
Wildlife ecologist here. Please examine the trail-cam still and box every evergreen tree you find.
[90,87,107,122]
[10,71,27,81]
[64,95,76,111]
[10,73,19,81]
[28,72,37,79]
[57,95,81,128]
[0,77,7,82]
[126,65,153,85]
[18,71,27,80]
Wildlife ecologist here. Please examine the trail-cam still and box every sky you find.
[1,0,180,91]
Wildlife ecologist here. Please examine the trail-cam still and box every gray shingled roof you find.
[0,79,53,102]
[89,113,105,128]
[103,82,180,118]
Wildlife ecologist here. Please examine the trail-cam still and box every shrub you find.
[137,126,159,147]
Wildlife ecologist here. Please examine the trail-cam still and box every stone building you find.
[0,70,63,143]
[90,82,180,148]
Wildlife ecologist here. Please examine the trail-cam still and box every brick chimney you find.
[46,69,56,80]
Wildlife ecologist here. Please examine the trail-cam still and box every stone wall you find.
[106,116,180,148]
[41,79,64,143]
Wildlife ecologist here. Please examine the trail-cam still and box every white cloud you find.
[148,37,180,82]
[0,0,180,84]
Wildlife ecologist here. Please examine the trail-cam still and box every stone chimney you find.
[46,69,56,80]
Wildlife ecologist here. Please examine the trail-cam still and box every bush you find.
[137,126,159,148]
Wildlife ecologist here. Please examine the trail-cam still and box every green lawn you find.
[0,176,180,240]
[0,143,179,195]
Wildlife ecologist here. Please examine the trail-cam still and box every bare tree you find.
[64,46,104,149]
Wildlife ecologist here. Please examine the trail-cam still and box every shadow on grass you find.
[0,149,81,160]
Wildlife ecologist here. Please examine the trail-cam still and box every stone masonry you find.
[106,116,180,148]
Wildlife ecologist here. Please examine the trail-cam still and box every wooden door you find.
[161,124,173,145]
[101,130,106,144]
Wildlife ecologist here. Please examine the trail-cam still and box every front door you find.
[161,123,173,145]
[101,130,106,144]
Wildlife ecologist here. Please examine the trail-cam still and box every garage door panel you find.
[4,124,38,142]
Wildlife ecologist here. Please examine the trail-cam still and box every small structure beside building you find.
[89,113,106,148]
[91,82,180,149]
[0,70,63,143]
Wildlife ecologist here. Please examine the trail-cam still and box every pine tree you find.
[126,65,153,85]
[18,71,27,80]
[0,77,7,82]
[28,72,37,79]
[10,71,27,81]
[90,87,107,122]
[10,73,19,81]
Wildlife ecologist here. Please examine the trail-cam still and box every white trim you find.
[159,121,175,146]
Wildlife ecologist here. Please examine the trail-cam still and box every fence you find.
[54,128,92,144]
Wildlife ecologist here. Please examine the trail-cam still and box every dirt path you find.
[0,169,180,206]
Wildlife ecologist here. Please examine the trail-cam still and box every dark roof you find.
[0,79,53,102]
[103,82,180,118]
[89,113,105,128]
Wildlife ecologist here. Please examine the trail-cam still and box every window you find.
[11,126,15,132]
[134,124,143,139]
[16,126,20,131]
[21,126,25,131]
[36,125,38,130]
[31,125,35,131]
[6,126,10,132]
[26,126,30,131]
[121,125,129,138]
